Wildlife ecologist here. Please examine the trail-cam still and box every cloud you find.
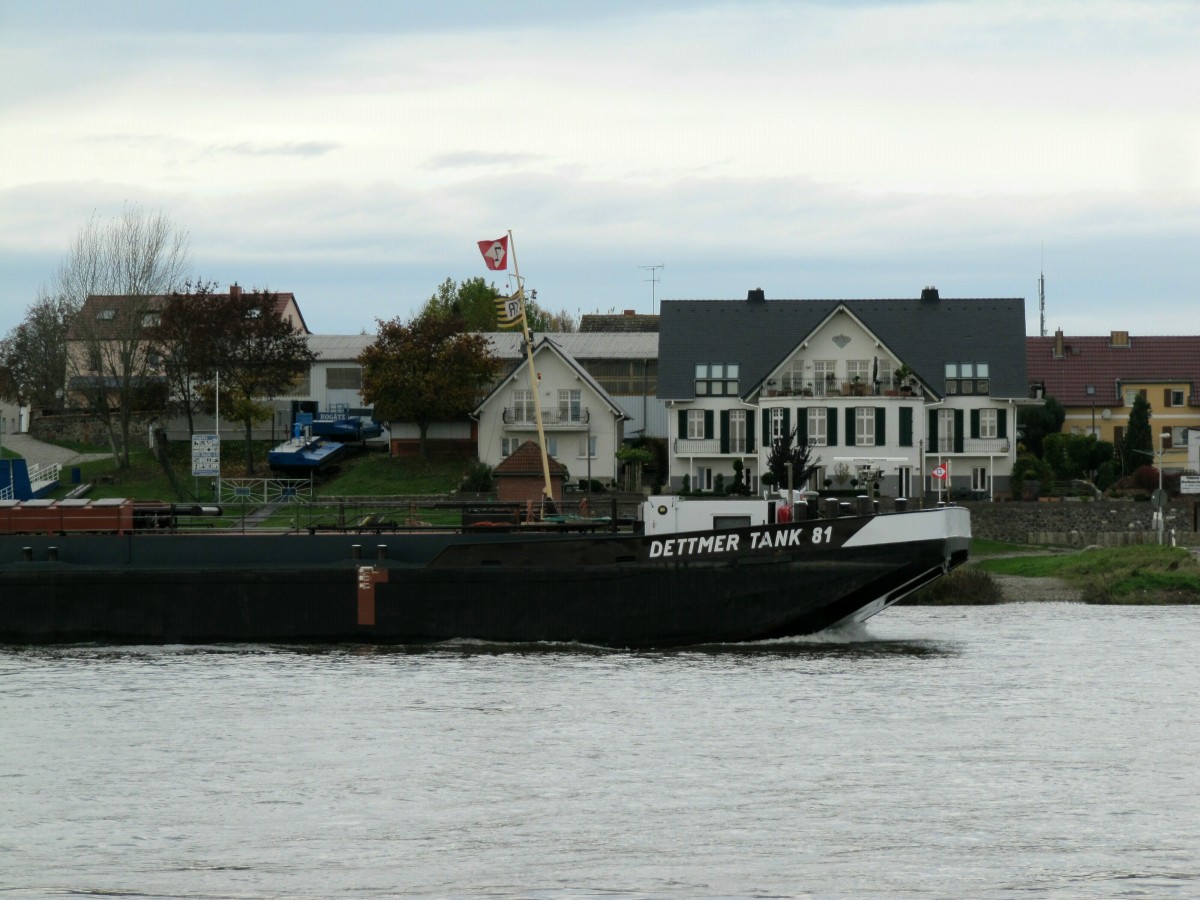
[208,141,340,159]
[424,151,544,170]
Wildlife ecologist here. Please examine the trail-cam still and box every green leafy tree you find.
[205,290,315,474]
[149,280,223,437]
[420,276,577,332]
[359,312,498,458]
[1010,454,1055,499]
[1017,396,1066,457]
[1119,393,1153,476]
[0,290,74,408]
[766,426,820,489]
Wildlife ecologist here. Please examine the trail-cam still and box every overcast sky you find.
[2,0,1197,338]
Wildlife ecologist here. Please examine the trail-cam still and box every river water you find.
[2,604,1197,899]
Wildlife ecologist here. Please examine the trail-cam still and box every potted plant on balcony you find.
[824,371,837,395]
[894,364,915,395]
[850,374,866,396]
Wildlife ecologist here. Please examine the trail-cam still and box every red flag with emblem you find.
[477,236,508,270]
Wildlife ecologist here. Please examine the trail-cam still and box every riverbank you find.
[912,543,1200,605]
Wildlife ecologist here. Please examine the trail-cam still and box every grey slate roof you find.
[657,296,1028,400]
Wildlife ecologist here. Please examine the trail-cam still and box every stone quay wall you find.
[960,499,1200,547]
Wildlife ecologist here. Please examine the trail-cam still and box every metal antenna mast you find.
[639,264,664,314]
[1038,244,1046,337]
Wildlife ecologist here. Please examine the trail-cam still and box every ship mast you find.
[506,233,555,505]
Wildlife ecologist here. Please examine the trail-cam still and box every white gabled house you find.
[657,288,1028,500]
[473,336,630,484]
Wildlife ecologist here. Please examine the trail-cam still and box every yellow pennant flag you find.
[495,293,524,329]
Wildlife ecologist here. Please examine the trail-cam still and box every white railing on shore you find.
[29,463,60,493]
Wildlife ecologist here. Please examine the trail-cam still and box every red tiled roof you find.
[1027,334,1200,406]
[493,440,569,476]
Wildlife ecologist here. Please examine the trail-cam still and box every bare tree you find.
[61,205,192,467]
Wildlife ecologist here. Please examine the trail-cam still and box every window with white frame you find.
[937,408,956,453]
[877,359,893,389]
[578,435,597,458]
[848,360,871,386]
[807,407,827,446]
[687,409,705,439]
[558,389,581,422]
[979,408,998,439]
[546,436,558,457]
[695,364,739,396]
[512,389,534,422]
[855,407,875,446]
[945,362,990,395]
[780,359,805,392]
[1123,389,1140,407]
[770,407,786,440]
[1169,389,1185,406]
[729,409,747,453]
[813,360,836,394]
[501,437,518,456]
[972,467,988,492]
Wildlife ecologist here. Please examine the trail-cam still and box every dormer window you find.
[97,309,116,321]
[141,312,160,327]
[695,364,738,396]
[945,362,989,395]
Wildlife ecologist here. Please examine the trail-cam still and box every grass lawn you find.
[978,544,1200,603]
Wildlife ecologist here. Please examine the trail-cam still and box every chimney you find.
[230,283,242,299]
[1053,328,1065,359]
[920,286,939,302]
[747,288,766,303]
[624,309,636,316]
[1109,330,1130,348]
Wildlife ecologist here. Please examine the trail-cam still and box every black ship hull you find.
[0,507,970,648]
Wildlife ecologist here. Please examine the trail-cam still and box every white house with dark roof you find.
[657,288,1029,500]
[473,336,630,484]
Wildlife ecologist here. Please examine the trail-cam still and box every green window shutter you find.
[797,408,808,445]
[998,408,1008,439]
[704,410,714,440]
[782,408,791,440]
[928,409,939,449]
[845,407,855,447]
[875,407,886,447]
[899,407,913,446]
[954,409,964,453]
[678,409,687,440]
[827,408,838,446]
[970,409,980,439]
[747,410,756,453]
[763,408,771,445]
[720,410,730,454]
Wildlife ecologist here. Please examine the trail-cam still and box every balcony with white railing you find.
[502,407,591,429]
[673,438,751,456]
[762,379,922,399]
[932,438,1011,455]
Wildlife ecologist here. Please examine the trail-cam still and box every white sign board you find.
[1180,475,1200,495]
[191,433,220,477]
